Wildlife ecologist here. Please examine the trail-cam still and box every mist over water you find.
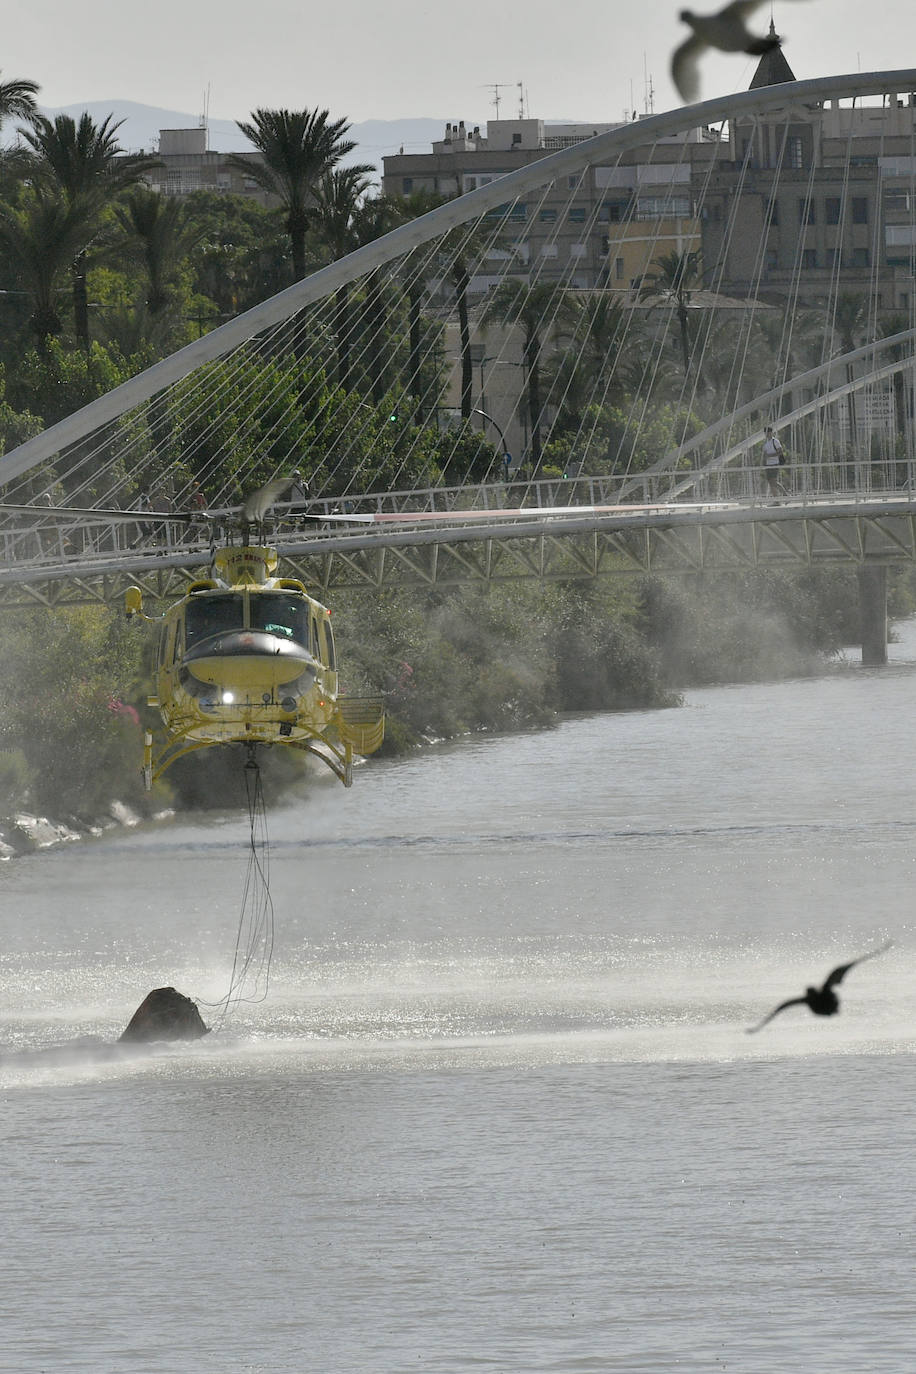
[3,626,916,1369]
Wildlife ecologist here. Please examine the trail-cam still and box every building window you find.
[852,246,870,266]
[512,132,522,145]
[539,208,557,222]
[802,248,818,268]
[765,199,779,226]
[852,197,868,224]
[615,257,624,279]
[402,177,413,193]
[765,248,778,270]
[798,197,815,225]
[568,207,587,222]
[540,244,559,258]
[788,136,804,169]
[825,197,841,225]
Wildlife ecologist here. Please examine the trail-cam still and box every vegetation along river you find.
[2,622,916,1372]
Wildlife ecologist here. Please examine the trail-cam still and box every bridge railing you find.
[3,454,916,580]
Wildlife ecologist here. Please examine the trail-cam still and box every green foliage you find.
[0,361,42,452]
[0,606,149,816]
[0,564,881,824]
[8,337,141,427]
[184,190,290,313]
[639,568,860,686]
[0,748,30,812]
[543,400,703,476]
[334,578,677,750]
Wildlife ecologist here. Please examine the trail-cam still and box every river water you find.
[3,623,916,1373]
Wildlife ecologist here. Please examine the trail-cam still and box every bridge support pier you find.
[858,565,888,666]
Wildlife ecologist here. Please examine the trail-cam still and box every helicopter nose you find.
[182,629,315,692]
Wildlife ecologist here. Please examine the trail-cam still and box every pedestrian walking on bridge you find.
[761,426,786,498]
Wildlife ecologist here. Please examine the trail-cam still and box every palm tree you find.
[832,293,870,464]
[549,293,631,427]
[21,112,156,350]
[0,73,40,196]
[350,195,402,402]
[385,189,446,415]
[483,279,569,470]
[115,185,203,316]
[0,73,39,129]
[0,190,92,346]
[230,108,365,281]
[311,166,375,390]
[639,248,702,376]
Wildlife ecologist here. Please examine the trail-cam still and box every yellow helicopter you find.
[125,537,385,790]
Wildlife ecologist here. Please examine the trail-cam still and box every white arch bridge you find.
[2,70,916,662]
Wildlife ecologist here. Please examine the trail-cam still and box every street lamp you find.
[471,407,512,481]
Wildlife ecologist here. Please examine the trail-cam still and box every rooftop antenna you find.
[517,82,528,119]
[200,83,210,139]
[643,53,655,116]
[483,83,512,119]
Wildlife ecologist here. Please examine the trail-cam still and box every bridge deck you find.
[3,485,916,607]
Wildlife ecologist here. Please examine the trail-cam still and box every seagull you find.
[240,476,299,524]
[746,942,893,1033]
[672,2,792,105]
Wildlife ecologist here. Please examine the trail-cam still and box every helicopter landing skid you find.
[140,729,354,788]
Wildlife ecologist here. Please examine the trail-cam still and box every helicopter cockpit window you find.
[185,594,244,647]
[250,593,309,646]
[324,618,336,670]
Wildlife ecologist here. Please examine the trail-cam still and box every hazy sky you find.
[7,0,916,130]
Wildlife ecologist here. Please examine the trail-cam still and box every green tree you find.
[350,195,403,402]
[483,279,569,470]
[311,166,375,390]
[114,185,203,316]
[229,108,367,281]
[0,189,91,346]
[0,606,148,815]
[184,190,289,316]
[0,72,40,195]
[20,112,157,351]
[639,248,702,376]
[0,72,39,128]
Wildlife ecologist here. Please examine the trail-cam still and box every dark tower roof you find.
[749,19,798,89]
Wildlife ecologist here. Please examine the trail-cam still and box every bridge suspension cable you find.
[2,70,916,585]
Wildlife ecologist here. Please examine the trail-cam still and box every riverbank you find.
[0,800,174,860]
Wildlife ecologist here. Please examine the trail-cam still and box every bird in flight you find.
[746,942,893,1033]
[671,2,797,105]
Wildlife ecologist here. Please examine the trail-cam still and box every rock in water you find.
[119,987,209,1043]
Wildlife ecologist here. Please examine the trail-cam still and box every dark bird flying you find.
[671,2,800,105]
[746,942,893,1033]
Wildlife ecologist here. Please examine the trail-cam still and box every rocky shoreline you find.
[0,800,174,860]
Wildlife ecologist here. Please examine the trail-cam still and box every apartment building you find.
[382,47,916,312]
[382,115,708,294]
[141,127,276,207]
